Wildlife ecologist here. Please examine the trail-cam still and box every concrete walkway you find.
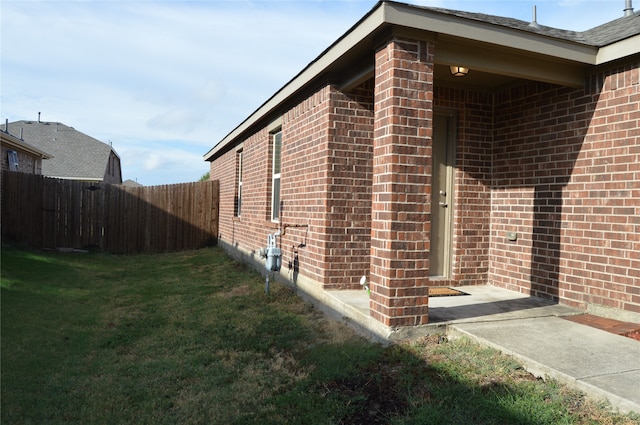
[323,285,640,415]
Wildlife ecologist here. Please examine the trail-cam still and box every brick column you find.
[370,36,434,327]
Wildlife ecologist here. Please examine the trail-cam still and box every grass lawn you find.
[2,245,638,424]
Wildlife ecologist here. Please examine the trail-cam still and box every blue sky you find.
[1,0,628,185]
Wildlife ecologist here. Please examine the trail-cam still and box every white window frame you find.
[271,131,282,222]
[7,150,18,171]
[236,150,243,217]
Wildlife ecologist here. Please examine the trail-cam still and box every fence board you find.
[1,171,219,254]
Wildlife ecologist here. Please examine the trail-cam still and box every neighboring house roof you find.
[204,0,640,161]
[1,130,53,160]
[0,120,120,181]
[122,179,143,187]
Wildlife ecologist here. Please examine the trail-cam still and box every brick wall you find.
[0,141,42,206]
[1,144,42,174]
[280,85,334,285]
[209,45,639,324]
[211,82,374,288]
[210,126,273,263]
[434,88,493,287]
[369,37,434,327]
[491,62,640,316]
[323,81,374,288]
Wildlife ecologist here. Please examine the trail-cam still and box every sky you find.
[1,0,629,186]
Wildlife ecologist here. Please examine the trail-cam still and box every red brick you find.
[210,43,639,327]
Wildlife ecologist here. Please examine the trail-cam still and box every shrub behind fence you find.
[1,171,219,254]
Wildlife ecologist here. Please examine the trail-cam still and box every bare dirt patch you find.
[218,284,254,298]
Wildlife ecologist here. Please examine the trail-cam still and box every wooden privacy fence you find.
[1,171,219,254]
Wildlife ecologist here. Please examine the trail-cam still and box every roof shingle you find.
[0,120,119,181]
[407,2,640,46]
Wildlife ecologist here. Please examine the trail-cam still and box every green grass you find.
[2,245,638,424]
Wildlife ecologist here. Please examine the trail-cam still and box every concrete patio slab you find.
[326,285,581,332]
[320,285,639,415]
[428,285,581,323]
[450,316,640,414]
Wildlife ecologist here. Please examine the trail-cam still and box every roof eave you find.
[204,1,606,162]
[383,2,597,63]
[1,132,54,159]
[596,34,640,64]
[203,2,387,161]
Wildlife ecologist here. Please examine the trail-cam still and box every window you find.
[271,131,282,221]
[236,150,243,217]
[7,150,18,171]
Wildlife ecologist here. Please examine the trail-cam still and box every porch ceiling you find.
[339,62,527,93]
[433,63,521,90]
[433,35,586,88]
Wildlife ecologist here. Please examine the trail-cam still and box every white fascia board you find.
[203,6,386,161]
[383,3,597,64]
[596,35,640,64]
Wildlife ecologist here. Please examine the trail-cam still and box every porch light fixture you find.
[450,65,469,77]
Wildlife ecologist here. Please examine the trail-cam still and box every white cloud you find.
[1,0,631,185]
[118,143,209,186]
[147,108,205,134]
